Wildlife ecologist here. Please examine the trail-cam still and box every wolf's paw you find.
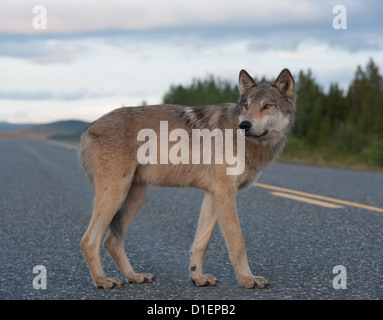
[239,275,269,289]
[126,273,154,284]
[95,276,123,289]
[190,274,218,287]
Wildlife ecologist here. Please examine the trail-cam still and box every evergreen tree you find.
[294,69,325,145]
[163,76,239,106]
[348,58,383,135]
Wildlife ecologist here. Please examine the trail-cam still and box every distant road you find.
[0,139,382,302]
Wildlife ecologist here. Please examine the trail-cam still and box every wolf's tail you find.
[78,128,95,187]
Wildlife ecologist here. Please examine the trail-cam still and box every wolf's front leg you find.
[215,191,269,289]
[189,192,218,286]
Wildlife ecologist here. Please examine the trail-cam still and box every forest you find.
[162,58,383,170]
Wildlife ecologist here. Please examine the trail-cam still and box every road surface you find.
[0,139,382,302]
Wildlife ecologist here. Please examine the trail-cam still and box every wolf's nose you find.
[239,121,252,132]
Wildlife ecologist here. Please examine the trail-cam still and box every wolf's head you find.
[237,69,295,145]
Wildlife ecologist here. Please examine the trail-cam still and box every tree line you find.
[162,58,383,169]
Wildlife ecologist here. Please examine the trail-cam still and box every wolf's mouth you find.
[246,130,269,139]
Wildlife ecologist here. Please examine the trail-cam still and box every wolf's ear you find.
[239,69,257,96]
[273,69,295,98]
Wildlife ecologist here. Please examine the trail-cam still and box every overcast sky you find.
[0,0,382,123]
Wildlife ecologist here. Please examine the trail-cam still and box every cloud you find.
[1,0,382,124]
[0,88,114,101]
[2,0,378,37]
[0,0,382,65]
[0,0,327,33]
[246,26,383,54]
[0,35,77,64]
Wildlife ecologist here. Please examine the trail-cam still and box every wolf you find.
[79,68,295,289]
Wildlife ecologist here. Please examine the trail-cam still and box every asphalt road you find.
[0,139,382,301]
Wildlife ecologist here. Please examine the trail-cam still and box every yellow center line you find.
[270,192,344,208]
[254,182,383,213]
[45,140,79,151]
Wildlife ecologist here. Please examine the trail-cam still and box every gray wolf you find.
[79,68,295,289]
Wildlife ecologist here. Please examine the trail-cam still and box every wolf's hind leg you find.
[104,183,154,284]
[189,192,218,286]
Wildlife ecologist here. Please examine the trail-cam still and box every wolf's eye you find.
[244,102,249,110]
[262,104,272,110]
